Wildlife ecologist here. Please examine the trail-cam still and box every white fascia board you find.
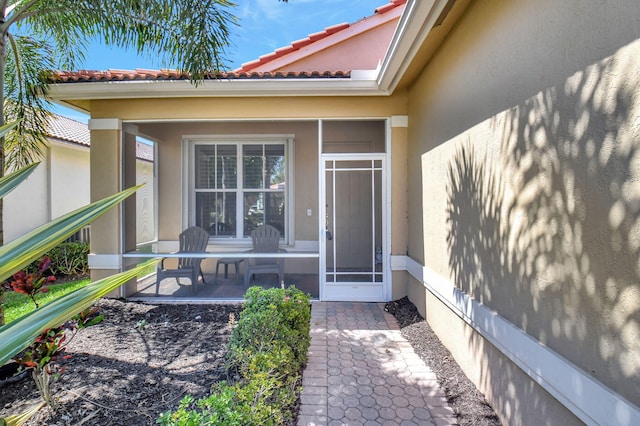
[47,76,384,101]
[377,0,448,93]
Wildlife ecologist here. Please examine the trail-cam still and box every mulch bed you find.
[0,299,242,425]
[385,297,502,425]
[2,297,501,425]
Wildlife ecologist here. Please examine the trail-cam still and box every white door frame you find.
[319,152,389,301]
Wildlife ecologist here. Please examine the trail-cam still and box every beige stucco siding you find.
[407,0,640,422]
[88,95,407,121]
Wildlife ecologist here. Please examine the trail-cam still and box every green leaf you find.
[0,400,45,426]
[0,185,141,282]
[0,259,159,367]
[0,162,38,199]
[0,121,19,140]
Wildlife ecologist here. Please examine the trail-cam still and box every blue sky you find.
[56,0,385,120]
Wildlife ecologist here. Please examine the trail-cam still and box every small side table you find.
[214,258,244,285]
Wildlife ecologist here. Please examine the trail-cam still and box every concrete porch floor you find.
[133,272,320,300]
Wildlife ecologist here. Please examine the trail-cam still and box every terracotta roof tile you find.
[237,0,406,72]
[48,1,402,84]
[49,69,350,83]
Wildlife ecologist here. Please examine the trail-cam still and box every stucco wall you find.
[50,144,90,219]
[275,18,399,73]
[406,0,640,423]
[4,155,49,242]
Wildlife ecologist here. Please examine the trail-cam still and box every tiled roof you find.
[47,114,90,146]
[237,0,407,73]
[135,141,154,162]
[47,114,154,161]
[49,69,350,83]
[49,1,404,84]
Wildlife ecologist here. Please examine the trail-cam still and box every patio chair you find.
[244,224,286,287]
[156,226,209,295]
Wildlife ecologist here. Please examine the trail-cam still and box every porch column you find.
[390,115,410,300]
[87,118,138,297]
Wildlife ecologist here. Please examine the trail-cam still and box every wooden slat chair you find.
[244,224,286,287]
[156,226,209,295]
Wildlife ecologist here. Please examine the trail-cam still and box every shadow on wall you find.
[445,43,640,408]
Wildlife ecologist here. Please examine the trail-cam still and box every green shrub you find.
[227,286,310,379]
[158,286,311,426]
[24,242,89,277]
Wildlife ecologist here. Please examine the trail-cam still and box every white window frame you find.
[183,134,294,245]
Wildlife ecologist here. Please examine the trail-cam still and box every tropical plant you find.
[0,0,243,246]
[0,176,157,425]
[0,161,146,365]
[0,142,156,422]
[6,255,102,409]
[4,257,55,308]
[24,242,90,277]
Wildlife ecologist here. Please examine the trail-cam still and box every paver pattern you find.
[298,302,457,426]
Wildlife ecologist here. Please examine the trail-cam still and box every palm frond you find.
[0,161,38,199]
[0,258,159,367]
[0,185,141,282]
[19,0,238,80]
[3,34,53,171]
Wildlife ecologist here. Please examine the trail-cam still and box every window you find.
[192,140,288,241]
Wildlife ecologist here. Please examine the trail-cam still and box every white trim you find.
[88,118,121,131]
[318,120,325,301]
[49,78,384,100]
[183,135,294,244]
[123,123,139,135]
[88,254,122,269]
[378,0,448,93]
[390,115,409,128]
[393,255,640,426]
[390,254,409,271]
[320,153,388,302]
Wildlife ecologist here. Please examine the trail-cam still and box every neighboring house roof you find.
[46,114,154,161]
[47,114,90,146]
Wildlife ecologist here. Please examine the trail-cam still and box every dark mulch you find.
[385,297,502,425]
[0,299,242,426]
[2,296,501,425]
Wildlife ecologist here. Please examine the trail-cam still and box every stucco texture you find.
[406,0,640,421]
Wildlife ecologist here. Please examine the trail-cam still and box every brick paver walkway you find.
[297,302,457,425]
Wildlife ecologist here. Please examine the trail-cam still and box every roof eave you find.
[377,0,458,93]
[47,73,386,102]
